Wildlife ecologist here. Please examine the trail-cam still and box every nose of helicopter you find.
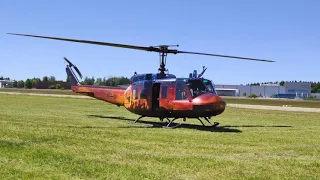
[192,93,226,115]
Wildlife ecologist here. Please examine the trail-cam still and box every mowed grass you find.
[0,94,319,179]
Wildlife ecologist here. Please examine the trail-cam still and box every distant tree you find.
[12,81,18,88]
[250,83,260,86]
[83,76,95,85]
[49,76,56,82]
[0,76,10,80]
[311,82,320,93]
[32,78,41,85]
[94,77,103,86]
[119,76,130,85]
[91,77,95,85]
[279,81,285,86]
[42,76,49,82]
[242,92,247,96]
[17,80,24,88]
[24,79,32,89]
[248,93,257,98]
[55,84,61,89]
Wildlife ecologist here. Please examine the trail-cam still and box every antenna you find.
[198,66,207,78]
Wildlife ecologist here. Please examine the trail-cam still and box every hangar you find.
[214,81,311,98]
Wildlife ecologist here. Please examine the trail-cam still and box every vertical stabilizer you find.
[64,57,82,86]
[66,66,80,86]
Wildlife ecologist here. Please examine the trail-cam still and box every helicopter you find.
[7,33,274,128]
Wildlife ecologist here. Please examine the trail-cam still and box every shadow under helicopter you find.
[87,115,242,133]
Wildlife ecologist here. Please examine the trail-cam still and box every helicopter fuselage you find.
[71,73,226,119]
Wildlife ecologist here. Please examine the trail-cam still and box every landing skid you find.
[161,117,180,128]
[131,116,145,124]
[203,117,220,127]
[163,117,219,128]
[132,116,219,128]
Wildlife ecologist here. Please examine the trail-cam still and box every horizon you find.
[1,74,319,86]
[1,1,319,84]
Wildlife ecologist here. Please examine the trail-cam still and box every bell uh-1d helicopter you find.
[7,33,274,128]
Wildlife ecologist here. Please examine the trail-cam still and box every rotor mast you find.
[156,45,179,77]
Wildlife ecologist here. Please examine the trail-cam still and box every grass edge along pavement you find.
[0,94,319,179]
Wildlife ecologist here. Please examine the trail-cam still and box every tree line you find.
[81,76,130,86]
[3,75,320,93]
[1,76,130,89]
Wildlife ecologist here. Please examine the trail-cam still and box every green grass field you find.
[1,88,320,108]
[0,94,319,179]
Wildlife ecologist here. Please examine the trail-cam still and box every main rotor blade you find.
[7,33,159,52]
[8,33,274,62]
[177,50,275,62]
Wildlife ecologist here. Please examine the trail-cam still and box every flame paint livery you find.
[69,69,226,119]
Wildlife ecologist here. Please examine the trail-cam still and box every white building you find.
[214,81,312,98]
[0,80,14,88]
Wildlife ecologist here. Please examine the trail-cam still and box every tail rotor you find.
[64,57,82,86]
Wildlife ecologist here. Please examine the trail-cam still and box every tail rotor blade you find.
[64,57,73,66]
[63,57,83,79]
[73,66,83,79]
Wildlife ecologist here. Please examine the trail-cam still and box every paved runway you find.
[227,103,320,113]
[1,91,320,113]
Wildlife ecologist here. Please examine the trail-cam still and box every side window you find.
[132,89,136,100]
[140,88,148,99]
[135,89,139,99]
[175,82,188,100]
[161,86,167,98]
[132,89,139,99]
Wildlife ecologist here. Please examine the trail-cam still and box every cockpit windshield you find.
[175,78,217,100]
[202,79,217,95]
[185,79,212,98]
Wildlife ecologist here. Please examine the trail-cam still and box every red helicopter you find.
[8,33,274,128]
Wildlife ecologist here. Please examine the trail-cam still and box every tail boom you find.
[64,57,126,106]
[72,85,126,106]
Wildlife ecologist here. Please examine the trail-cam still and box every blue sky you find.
[1,0,319,84]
